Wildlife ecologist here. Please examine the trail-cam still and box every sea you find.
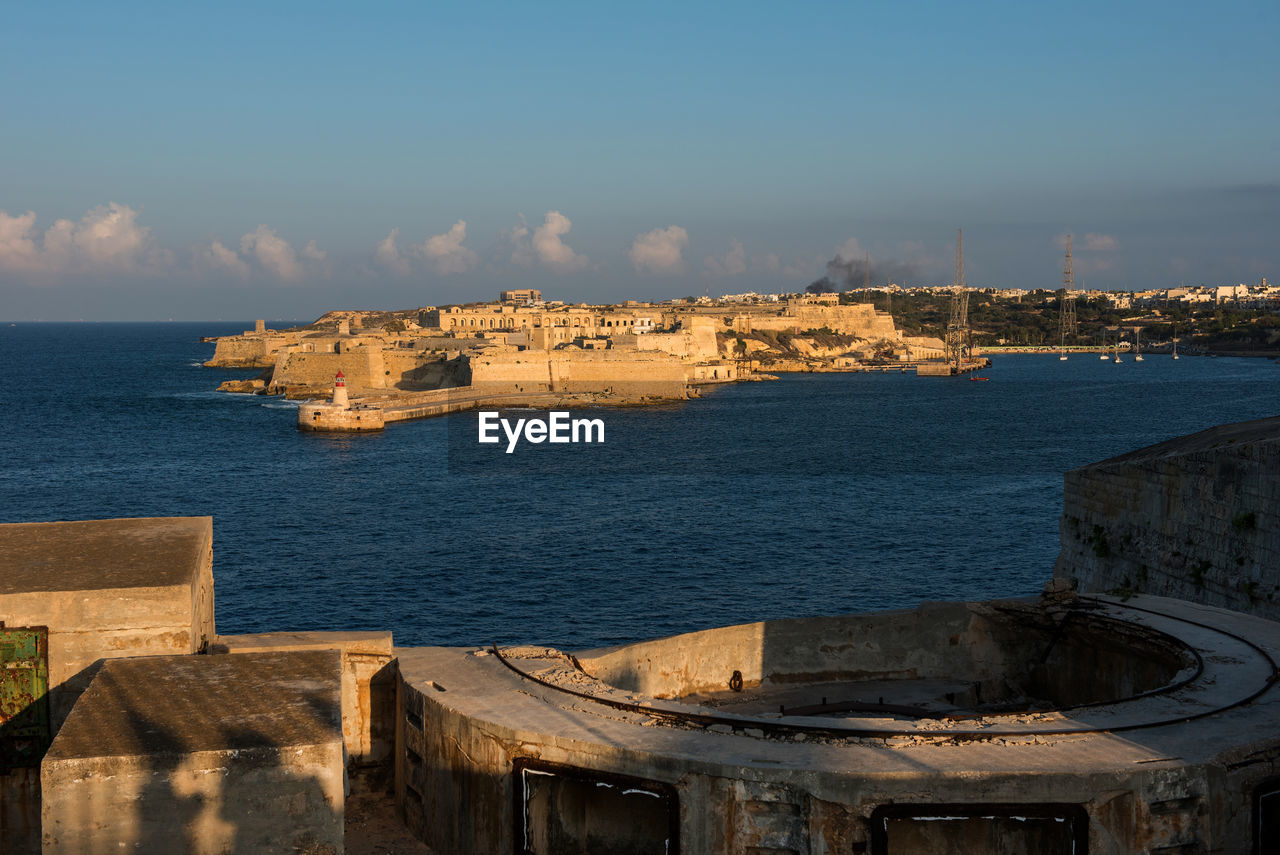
[3,322,1278,650]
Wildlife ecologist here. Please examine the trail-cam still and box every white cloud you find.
[629,225,688,274]
[1083,233,1118,251]
[534,211,589,272]
[418,220,478,275]
[0,203,164,276]
[0,211,43,272]
[375,228,412,276]
[73,203,151,266]
[301,240,326,263]
[506,216,535,268]
[301,239,330,277]
[704,239,747,277]
[240,224,303,282]
[199,240,250,279]
[506,211,588,272]
[761,253,782,274]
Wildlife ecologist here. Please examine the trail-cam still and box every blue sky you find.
[2,0,1277,319]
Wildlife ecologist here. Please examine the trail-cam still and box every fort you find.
[204,294,978,430]
[3,416,1280,853]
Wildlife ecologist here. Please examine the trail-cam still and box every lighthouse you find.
[332,371,349,408]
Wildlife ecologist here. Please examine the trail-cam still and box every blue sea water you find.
[3,322,1278,649]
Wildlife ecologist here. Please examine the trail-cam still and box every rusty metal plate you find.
[0,622,51,771]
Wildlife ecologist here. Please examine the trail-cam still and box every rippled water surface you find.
[4,322,1278,648]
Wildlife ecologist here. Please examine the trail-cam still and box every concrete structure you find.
[41,651,344,854]
[210,631,395,784]
[0,517,215,731]
[0,518,215,854]
[1056,414,1280,618]
[0,517,405,854]
[397,592,1280,854]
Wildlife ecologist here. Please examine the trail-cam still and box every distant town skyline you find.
[2,0,1277,320]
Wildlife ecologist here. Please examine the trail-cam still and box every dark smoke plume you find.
[807,253,918,294]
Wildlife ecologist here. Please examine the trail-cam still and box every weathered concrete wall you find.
[0,517,215,731]
[212,630,396,786]
[1054,414,1280,617]
[42,746,343,855]
[1,769,41,855]
[396,595,1280,855]
[41,651,344,855]
[578,601,1188,707]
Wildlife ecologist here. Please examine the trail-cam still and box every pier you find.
[298,386,569,432]
[916,357,991,376]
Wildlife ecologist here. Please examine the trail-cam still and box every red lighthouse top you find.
[334,371,345,386]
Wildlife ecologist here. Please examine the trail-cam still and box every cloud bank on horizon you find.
[0,195,1270,321]
[0,200,1199,301]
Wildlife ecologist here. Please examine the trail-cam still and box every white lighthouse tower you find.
[331,371,349,408]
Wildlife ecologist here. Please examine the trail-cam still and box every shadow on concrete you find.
[40,652,345,855]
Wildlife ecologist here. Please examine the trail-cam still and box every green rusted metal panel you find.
[0,622,50,771]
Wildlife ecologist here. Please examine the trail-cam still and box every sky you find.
[2,0,1277,320]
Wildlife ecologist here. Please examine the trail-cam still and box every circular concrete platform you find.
[395,593,1280,854]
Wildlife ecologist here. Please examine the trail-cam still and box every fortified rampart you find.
[269,347,389,395]
[724,300,899,338]
[463,349,692,399]
[630,314,721,360]
[1054,414,1280,618]
[204,333,292,368]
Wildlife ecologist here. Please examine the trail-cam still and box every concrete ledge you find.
[213,632,396,780]
[42,651,344,855]
[395,596,1280,854]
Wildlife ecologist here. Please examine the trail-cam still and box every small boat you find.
[969,376,990,382]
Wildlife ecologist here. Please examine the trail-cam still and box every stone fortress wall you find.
[1054,414,1280,618]
[465,348,693,399]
